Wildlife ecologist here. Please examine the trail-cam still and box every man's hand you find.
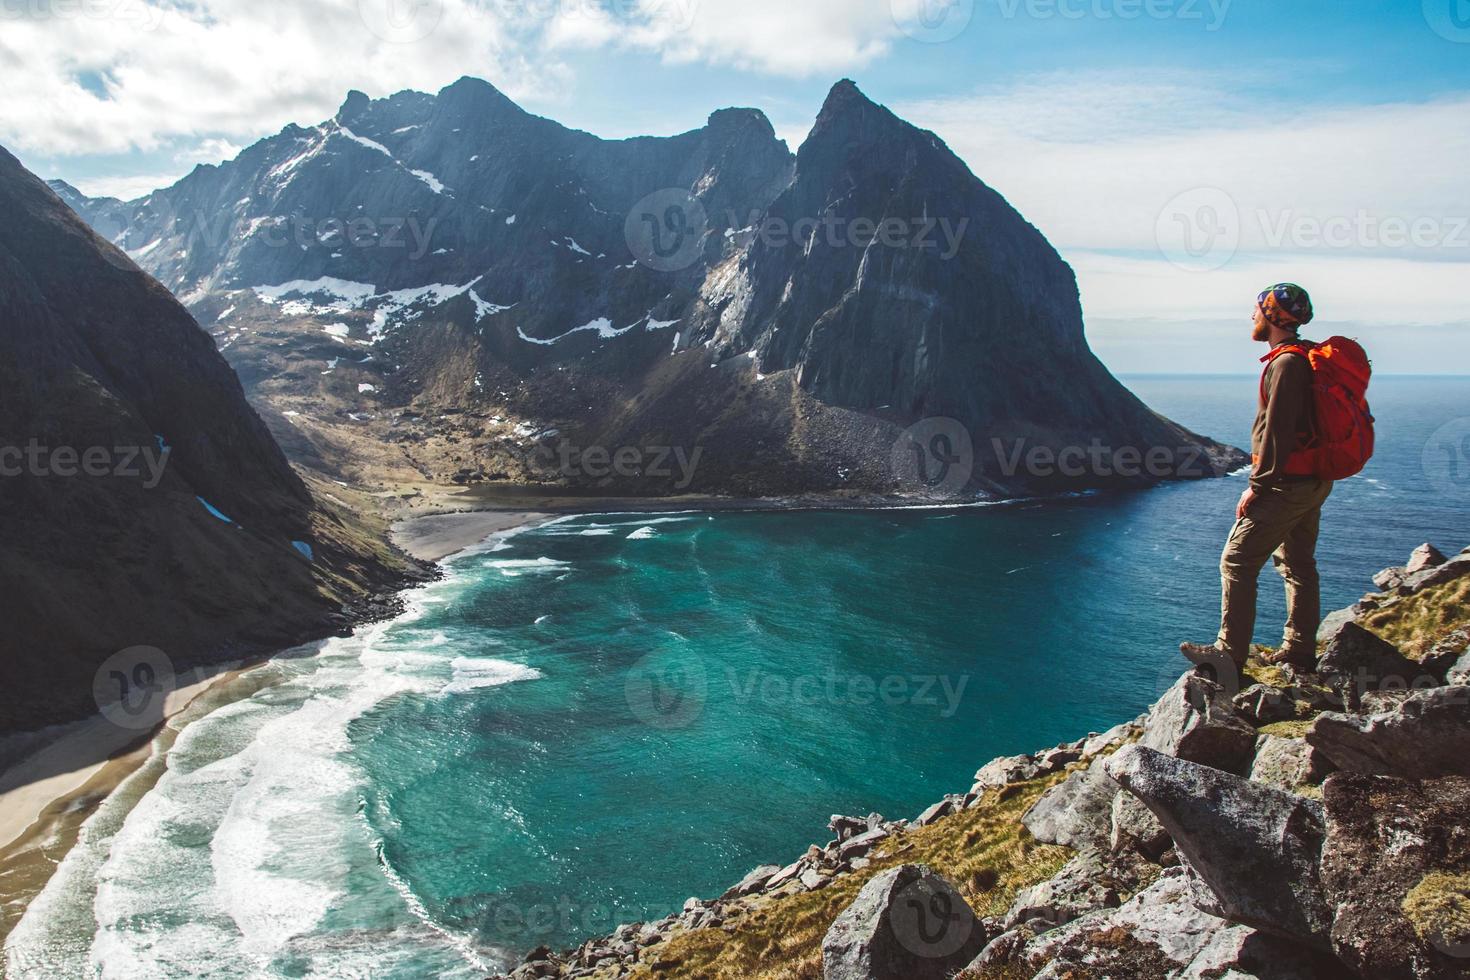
[1236,487,1257,520]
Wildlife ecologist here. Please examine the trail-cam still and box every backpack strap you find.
[1259,343,1311,405]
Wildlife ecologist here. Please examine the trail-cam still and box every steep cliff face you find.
[54,78,1243,498]
[0,146,416,733]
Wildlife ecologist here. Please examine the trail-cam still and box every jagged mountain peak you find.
[814,79,889,125]
[335,89,371,124]
[706,106,777,138]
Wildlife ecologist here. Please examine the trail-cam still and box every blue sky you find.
[4,0,1467,372]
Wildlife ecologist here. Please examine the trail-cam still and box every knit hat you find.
[1257,283,1314,330]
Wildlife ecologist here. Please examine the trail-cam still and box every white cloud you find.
[2,0,909,162]
[895,72,1470,370]
[71,171,192,199]
[898,73,1470,258]
[541,0,901,76]
[0,0,558,157]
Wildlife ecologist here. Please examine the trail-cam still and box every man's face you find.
[1251,305,1271,342]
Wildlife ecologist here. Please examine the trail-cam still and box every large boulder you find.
[1321,773,1470,979]
[1249,734,1332,793]
[1140,673,1257,774]
[1017,872,1225,975]
[1001,869,1339,979]
[1316,622,1430,711]
[1021,758,1119,851]
[821,864,988,980]
[1104,745,1333,949]
[1405,542,1449,575]
[971,754,1041,792]
[1306,686,1470,779]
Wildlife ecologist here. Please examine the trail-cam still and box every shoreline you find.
[0,505,562,949]
[0,659,268,945]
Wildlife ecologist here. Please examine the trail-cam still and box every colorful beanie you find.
[1257,283,1314,329]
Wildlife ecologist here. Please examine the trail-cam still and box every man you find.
[1180,283,1331,687]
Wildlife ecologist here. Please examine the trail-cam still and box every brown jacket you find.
[1251,341,1316,492]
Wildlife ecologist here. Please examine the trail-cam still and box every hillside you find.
[0,146,424,734]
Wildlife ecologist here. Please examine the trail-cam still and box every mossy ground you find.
[1403,871,1470,950]
[1362,575,1470,661]
[621,774,1072,980]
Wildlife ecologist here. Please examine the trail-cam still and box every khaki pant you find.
[1218,479,1333,662]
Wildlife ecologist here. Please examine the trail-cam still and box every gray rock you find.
[1405,542,1449,574]
[724,863,781,898]
[1021,757,1119,851]
[799,868,828,890]
[1374,566,1408,590]
[1321,772,1470,979]
[838,826,889,860]
[1039,745,1082,769]
[1316,605,1359,643]
[1402,552,1470,592]
[1104,745,1333,949]
[1140,673,1258,774]
[1249,734,1330,792]
[913,799,953,827]
[765,858,805,890]
[829,814,872,841]
[1316,621,1430,711]
[1449,645,1470,687]
[1004,852,1119,930]
[1233,683,1300,726]
[1307,685,1470,779]
[967,927,1029,969]
[971,753,1041,792]
[1081,719,1138,758]
[1177,924,1344,979]
[1423,628,1470,684]
[1110,789,1171,862]
[1019,871,1233,974]
[821,864,988,980]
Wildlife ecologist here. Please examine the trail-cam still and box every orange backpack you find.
[1261,338,1375,481]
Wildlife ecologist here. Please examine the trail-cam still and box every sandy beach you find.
[390,509,554,562]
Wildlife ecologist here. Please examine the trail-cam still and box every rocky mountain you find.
[56,77,1244,498]
[0,146,420,734]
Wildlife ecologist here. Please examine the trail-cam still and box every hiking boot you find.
[1262,645,1317,672]
[1178,641,1245,694]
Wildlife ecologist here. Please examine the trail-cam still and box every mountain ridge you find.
[53,77,1246,499]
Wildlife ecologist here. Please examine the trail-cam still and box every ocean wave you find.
[442,658,544,696]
